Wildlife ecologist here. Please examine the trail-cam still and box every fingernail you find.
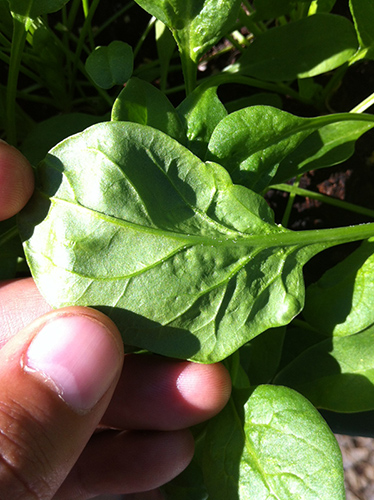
[25,315,122,412]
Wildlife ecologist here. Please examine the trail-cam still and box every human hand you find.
[0,141,232,499]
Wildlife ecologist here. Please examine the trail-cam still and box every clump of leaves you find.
[2,0,374,498]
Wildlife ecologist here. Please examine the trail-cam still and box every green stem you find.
[180,49,197,95]
[281,175,302,228]
[0,225,19,248]
[270,183,374,219]
[72,0,100,89]
[6,17,28,145]
[290,318,321,334]
[198,73,314,105]
[350,91,374,114]
[93,2,135,38]
[134,16,156,58]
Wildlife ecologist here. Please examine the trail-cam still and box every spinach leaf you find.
[274,325,374,412]
[272,119,374,185]
[303,239,374,337]
[18,122,374,362]
[233,13,358,81]
[85,41,133,89]
[134,0,241,64]
[9,0,70,19]
[203,385,345,499]
[206,106,374,192]
[350,0,374,60]
[177,86,227,159]
[111,77,186,144]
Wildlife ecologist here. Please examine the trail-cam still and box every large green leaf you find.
[10,0,70,18]
[18,122,374,362]
[303,239,374,337]
[206,105,374,192]
[272,119,374,185]
[233,13,358,81]
[350,0,374,60]
[274,325,374,412]
[203,385,345,499]
[134,0,241,63]
[111,77,186,144]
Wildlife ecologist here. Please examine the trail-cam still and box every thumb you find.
[0,307,124,499]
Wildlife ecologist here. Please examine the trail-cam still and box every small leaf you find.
[85,41,133,89]
[18,122,374,362]
[275,326,374,412]
[177,86,227,159]
[134,0,241,63]
[303,239,374,337]
[203,385,345,499]
[234,13,358,81]
[111,77,186,144]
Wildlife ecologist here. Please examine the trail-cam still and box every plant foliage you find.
[2,0,374,497]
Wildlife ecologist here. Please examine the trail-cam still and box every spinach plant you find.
[2,0,374,498]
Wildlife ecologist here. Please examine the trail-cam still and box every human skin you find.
[0,141,231,499]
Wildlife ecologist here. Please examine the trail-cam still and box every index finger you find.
[0,141,34,221]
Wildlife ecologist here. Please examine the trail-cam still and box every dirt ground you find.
[338,435,374,500]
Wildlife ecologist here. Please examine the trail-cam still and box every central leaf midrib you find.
[41,191,374,249]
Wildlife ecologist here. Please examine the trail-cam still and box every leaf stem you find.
[270,183,374,219]
[350,91,374,114]
[134,16,156,58]
[0,225,19,248]
[280,175,302,228]
[180,49,197,95]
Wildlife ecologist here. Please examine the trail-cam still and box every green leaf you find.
[350,0,374,60]
[251,0,299,21]
[233,13,358,81]
[31,25,68,107]
[9,0,70,18]
[203,385,345,499]
[134,0,241,63]
[85,41,133,89]
[272,118,374,185]
[111,77,186,144]
[309,0,337,13]
[20,113,106,165]
[274,326,374,412]
[18,122,374,362]
[155,19,177,91]
[241,327,286,386]
[206,106,374,192]
[177,86,227,159]
[303,239,374,337]
[224,92,283,114]
[162,453,208,499]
